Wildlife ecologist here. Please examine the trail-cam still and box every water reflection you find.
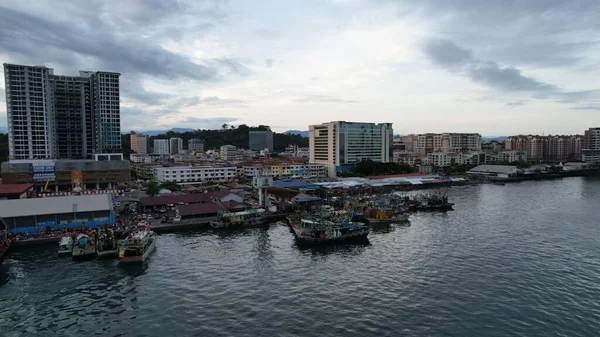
[296,242,370,257]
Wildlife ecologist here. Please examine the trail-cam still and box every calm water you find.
[2,177,600,337]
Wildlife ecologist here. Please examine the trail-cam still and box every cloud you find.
[506,101,528,108]
[0,87,4,102]
[296,95,358,103]
[571,105,600,111]
[265,58,275,68]
[423,38,598,105]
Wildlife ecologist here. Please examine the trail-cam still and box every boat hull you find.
[366,214,409,224]
[97,249,118,258]
[57,249,72,256]
[72,246,96,259]
[119,237,156,264]
[290,223,370,245]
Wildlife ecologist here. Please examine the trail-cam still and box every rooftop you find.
[0,194,112,218]
[0,183,34,195]
[140,191,231,207]
[468,165,517,174]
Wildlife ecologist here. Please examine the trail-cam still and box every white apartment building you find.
[410,133,482,155]
[309,121,393,177]
[496,150,528,163]
[130,134,147,155]
[155,166,237,184]
[188,138,204,152]
[169,137,183,154]
[582,128,600,162]
[220,145,239,161]
[153,139,169,155]
[424,151,486,167]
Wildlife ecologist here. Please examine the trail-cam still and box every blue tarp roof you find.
[273,181,319,190]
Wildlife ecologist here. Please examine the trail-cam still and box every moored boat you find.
[72,234,96,259]
[118,229,156,263]
[288,218,370,245]
[57,236,73,255]
[96,228,118,257]
[210,208,269,229]
[366,213,409,224]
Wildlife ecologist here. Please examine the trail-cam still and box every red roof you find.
[0,184,34,195]
[140,190,230,207]
[177,202,221,217]
[366,173,429,180]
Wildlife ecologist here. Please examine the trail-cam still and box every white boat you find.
[118,230,156,263]
[57,236,73,255]
[72,234,96,259]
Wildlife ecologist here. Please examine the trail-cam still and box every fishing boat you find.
[209,208,269,229]
[57,236,73,255]
[365,211,409,224]
[288,217,370,245]
[96,228,118,257]
[118,229,156,263]
[72,234,96,259]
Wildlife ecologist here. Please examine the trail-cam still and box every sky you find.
[0,0,599,135]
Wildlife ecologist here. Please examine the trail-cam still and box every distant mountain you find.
[482,136,507,143]
[284,130,309,137]
[131,128,195,136]
[0,126,6,134]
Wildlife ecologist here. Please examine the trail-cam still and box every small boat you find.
[212,208,270,229]
[72,234,96,259]
[288,218,370,245]
[118,229,156,263]
[96,228,118,257]
[57,236,73,255]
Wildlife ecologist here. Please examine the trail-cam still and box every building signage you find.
[71,170,83,193]
[32,163,56,182]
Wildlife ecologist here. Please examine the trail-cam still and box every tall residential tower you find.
[3,63,121,160]
[309,121,393,177]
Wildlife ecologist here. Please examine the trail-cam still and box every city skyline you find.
[1,1,600,135]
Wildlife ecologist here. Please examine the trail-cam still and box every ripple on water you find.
[2,178,600,336]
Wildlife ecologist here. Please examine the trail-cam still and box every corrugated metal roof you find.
[0,184,34,195]
[0,194,112,218]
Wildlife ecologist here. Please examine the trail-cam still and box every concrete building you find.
[0,194,115,234]
[242,163,327,180]
[582,128,600,162]
[220,145,239,161]
[188,138,204,153]
[505,135,583,161]
[309,121,393,177]
[1,158,130,192]
[155,166,238,184]
[3,64,121,160]
[249,131,274,151]
[169,137,183,154]
[407,133,481,155]
[496,150,528,163]
[130,134,147,155]
[586,128,600,149]
[153,139,169,155]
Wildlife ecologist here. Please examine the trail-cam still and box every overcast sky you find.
[1,0,599,135]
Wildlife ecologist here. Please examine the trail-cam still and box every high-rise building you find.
[169,137,183,154]
[582,127,600,162]
[3,63,121,160]
[406,133,481,155]
[188,138,204,152]
[153,139,169,155]
[505,134,584,161]
[309,121,393,177]
[249,131,273,151]
[130,134,147,155]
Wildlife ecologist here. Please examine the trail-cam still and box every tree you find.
[230,125,235,129]
[143,181,160,196]
[222,123,228,130]
[159,181,181,191]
